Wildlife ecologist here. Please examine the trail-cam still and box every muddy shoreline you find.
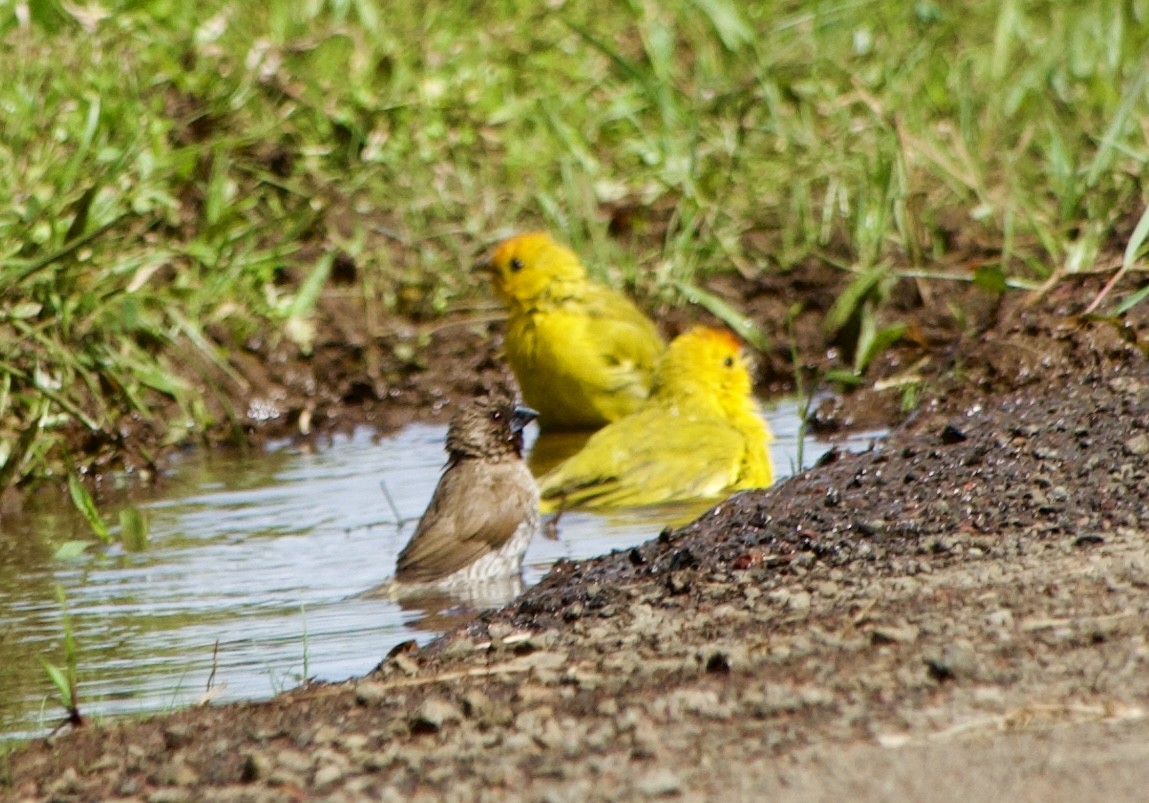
[6,274,1149,801]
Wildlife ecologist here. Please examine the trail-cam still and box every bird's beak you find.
[510,405,539,435]
[473,256,495,276]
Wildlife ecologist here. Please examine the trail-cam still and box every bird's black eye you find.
[490,410,503,422]
[723,356,735,368]
[509,257,524,272]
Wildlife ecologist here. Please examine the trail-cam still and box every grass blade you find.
[1122,204,1149,270]
[1112,283,1149,316]
[1085,66,1149,188]
[674,281,770,351]
[67,474,112,543]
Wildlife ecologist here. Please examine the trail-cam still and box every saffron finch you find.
[538,326,773,511]
[482,232,665,431]
[392,391,540,587]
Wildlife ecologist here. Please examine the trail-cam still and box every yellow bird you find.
[481,232,665,431]
[538,326,774,511]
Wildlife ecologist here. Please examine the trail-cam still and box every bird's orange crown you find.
[484,232,586,304]
[653,326,753,413]
[688,326,742,354]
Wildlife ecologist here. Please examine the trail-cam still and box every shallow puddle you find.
[0,399,881,742]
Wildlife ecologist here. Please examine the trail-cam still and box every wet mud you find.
[6,267,1149,801]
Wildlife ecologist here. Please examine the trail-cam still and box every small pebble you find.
[410,698,462,734]
[1124,433,1149,457]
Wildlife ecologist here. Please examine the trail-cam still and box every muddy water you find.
[0,400,880,742]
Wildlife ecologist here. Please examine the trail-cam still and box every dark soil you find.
[6,263,1149,802]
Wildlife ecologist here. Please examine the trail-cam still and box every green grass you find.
[1,0,1147,487]
[37,584,83,732]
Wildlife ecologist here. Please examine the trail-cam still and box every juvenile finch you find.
[481,232,665,431]
[538,326,773,510]
[392,391,540,588]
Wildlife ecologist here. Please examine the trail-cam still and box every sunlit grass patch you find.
[0,0,1147,487]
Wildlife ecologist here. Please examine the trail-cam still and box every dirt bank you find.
[6,271,1149,801]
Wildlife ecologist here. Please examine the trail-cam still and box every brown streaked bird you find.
[392,391,540,588]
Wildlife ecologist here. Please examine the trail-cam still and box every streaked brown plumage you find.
[393,392,540,586]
